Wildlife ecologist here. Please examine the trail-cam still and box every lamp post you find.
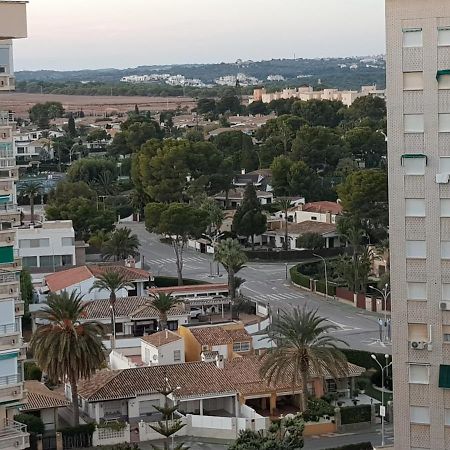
[370,283,391,341]
[171,386,182,450]
[313,253,328,300]
[371,354,392,447]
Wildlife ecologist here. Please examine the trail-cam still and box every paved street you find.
[127,223,390,354]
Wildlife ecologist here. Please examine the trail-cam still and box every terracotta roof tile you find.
[82,296,187,320]
[78,362,236,402]
[21,381,71,411]
[141,330,181,347]
[190,326,233,346]
[89,265,150,281]
[302,201,343,215]
[225,328,252,342]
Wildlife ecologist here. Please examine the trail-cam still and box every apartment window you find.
[201,345,209,352]
[22,256,37,268]
[440,114,450,132]
[403,156,426,175]
[443,242,450,259]
[408,323,429,341]
[444,326,450,343]
[439,28,450,46]
[439,74,450,90]
[233,342,251,352]
[440,157,450,174]
[61,237,74,246]
[441,199,450,217]
[445,409,450,426]
[406,240,426,258]
[19,239,49,249]
[444,284,450,301]
[403,29,423,47]
[409,364,429,384]
[410,406,430,424]
[403,72,423,90]
[404,114,424,133]
[405,199,425,217]
[39,256,56,268]
[61,255,73,266]
[407,282,427,300]
[0,67,5,74]
[173,350,181,362]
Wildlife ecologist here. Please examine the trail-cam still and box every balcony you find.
[0,284,19,300]
[0,375,24,404]
[0,2,27,39]
[14,300,24,316]
[0,76,15,92]
[0,324,20,351]
[0,271,19,285]
[0,420,29,450]
[0,169,18,181]
[0,231,14,247]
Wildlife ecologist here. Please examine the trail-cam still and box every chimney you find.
[125,256,135,268]
[165,330,168,339]
[241,169,246,175]
[215,354,224,369]
[325,212,332,224]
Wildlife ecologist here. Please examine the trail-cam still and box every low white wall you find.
[245,317,270,335]
[92,424,130,446]
[139,418,187,441]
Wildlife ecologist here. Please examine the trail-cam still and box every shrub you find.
[289,266,311,289]
[303,398,335,422]
[14,414,45,434]
[59,423,96,437]
[24,362,42,381]
[340,405,372,425]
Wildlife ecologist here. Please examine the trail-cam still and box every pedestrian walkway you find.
[251,292,304,302]
[146,256,209,266]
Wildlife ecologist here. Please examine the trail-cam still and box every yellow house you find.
[178,322,252,362]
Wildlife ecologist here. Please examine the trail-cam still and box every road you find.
[128,223,390,354]
[136,424,394,449]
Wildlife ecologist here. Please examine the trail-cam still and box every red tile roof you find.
[78,362,236,401]
[189,325,251,346]
[45,264,150,292]
[21,381,71,411]
[302,201,343,215]
[141,330,182,347]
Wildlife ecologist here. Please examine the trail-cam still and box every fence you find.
[92,424,130,447]
[245,247,349,262]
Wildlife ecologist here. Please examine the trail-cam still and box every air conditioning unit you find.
[441,302,450,311]
[411,340,426,350]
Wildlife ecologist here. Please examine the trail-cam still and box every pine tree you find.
[232,183,267,250]
[134,104,140,115]
[150,378,187,450]
[68,113,77,137]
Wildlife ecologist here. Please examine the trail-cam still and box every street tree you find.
[149,293,184,330]
[102,227,140,261]
[276,198,292,250]
[30,292,105,426]
[145,203,208,285]
[67,113,77,137]
[19,181,43,224]
[296,232,326,250]
[232,184,267,250]
[214,238,247,301]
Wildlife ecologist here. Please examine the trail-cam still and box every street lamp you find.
[171,386,182,450]
[371,354,392,447]
[370,283,391,341]
[313,253,328,300]
[376,129,388,142]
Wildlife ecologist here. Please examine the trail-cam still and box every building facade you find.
[0,1,29,448]
[386,1,450,449]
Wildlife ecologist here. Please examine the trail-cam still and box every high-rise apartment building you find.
[387,1,450,449]
[0,1,29,449]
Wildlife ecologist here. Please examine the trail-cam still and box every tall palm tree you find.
[277,198,292,251]
[102,227,140,261]
[19,181,43,224]
[150,292,184,330]
[260,306,348,412]
[214,238,247,301]
[30,292,105,426]
[89,270,134,349]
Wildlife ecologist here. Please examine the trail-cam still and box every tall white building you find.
[386,1,450,449]
[0,1,29,448]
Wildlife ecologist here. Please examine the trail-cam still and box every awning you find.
[437,70,450,80]
[0,352,18,361]
[439,365,450,388]
[401,154,427,164]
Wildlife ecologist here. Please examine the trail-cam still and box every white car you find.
[190,307,202,319]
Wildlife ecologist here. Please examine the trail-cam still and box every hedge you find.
[289,267,311,289]
[24,362,42,381]
[315,279,337,296]
[340,405,372,425]
[322,443,373,450]
[14,414,45,434]
[59,423,96,437]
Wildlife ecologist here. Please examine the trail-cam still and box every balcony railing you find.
[0,374,19,387]
[0,420,29,450]
[0,273,18,285]
[0,323,17,336]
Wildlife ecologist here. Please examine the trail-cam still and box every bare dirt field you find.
[0,92,196,117]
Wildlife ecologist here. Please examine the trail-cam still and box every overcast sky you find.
[13,0,386,71]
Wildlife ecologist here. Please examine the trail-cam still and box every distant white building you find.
[16,221,76,270]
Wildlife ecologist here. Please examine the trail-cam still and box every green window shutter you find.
[437,70,450,80]
[0,246,14,264]
[439,365,450,388]
[0,352,18,361]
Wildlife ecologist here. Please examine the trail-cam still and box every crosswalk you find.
[145,256,208,266]
[250,292,304,303]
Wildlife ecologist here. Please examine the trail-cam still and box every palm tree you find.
[276,198,292,251]
[30,292,105,426]
[19,181,43,224]
[150,292,184,330]
[214,238,247,301]
[89,270,134,349]
[102,227,140,261]
[260,306,348,412]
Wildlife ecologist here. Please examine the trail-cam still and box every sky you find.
[13,0,386,71]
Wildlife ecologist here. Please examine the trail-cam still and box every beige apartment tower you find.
[386,1,450,449]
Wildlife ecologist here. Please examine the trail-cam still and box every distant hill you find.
[16,56,386,91]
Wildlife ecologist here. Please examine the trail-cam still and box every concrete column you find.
[234,396,239,417]
[221,304,224,318]
[350,377,356,397]
[334,408,342,432]
[36,435,43,450]
[199,399,203,416]
[56,432,63,450]
[261,397,267,410]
